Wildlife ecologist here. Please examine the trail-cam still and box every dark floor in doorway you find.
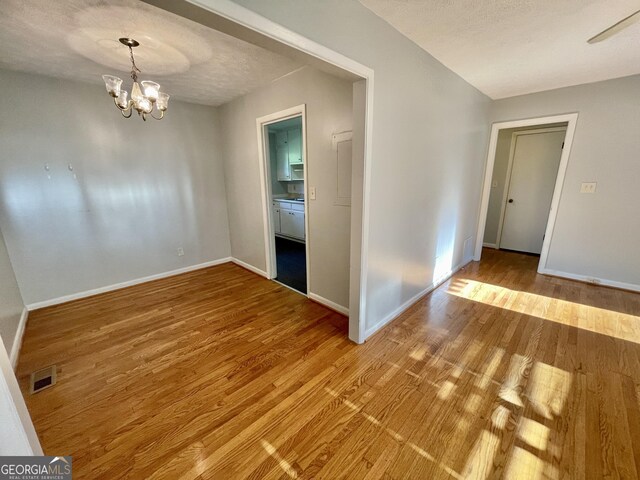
[275,236,307,294]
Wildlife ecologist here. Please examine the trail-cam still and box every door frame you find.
[495,126,568,250]
[143,0,375,343]
[256,105,310,295]
[474,113,579,272]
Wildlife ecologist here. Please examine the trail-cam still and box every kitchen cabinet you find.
[273,200,305,240]
[280,209,305,239]
[273,127,302,181]
[275,130,288,147]
[272,205,281,234]
[287,127,302,165]
[276,146,290,181]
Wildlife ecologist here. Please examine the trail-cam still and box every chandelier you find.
[102,38,170,121]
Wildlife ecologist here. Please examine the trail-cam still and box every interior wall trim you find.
[308,293,349,316]
[363,259,472,341]
[231,258,268,278]
[9,307,29,370]
[539,268,640,293]
[26,257,233,311]
[474,113,579,272]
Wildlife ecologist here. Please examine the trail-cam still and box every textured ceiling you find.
[0,0,302,106]
[360,0,640,99]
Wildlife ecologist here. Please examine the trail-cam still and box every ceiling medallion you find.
[101,38,170,121]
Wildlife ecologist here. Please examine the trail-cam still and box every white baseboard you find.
[539,268,640,293]
[26,258,233,310]
[363,259,471,341]
[231,258,268,278]
[483,243,498,249]
[10,307,29,370]
[308,293,349,316]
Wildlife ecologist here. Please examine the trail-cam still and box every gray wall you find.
[0,69,231,305]
[220,66,353,308]
[0,227,24,356]
[491,75,640,287]
[231,0,491,335]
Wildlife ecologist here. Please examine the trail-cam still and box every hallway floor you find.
[17,250,640,479]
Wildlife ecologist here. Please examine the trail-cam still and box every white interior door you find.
[500,129,566,254]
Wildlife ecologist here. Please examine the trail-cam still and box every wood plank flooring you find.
[17,250,640,479]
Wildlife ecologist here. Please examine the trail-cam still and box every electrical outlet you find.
[177,247,184,256]
[580,182,597,194]
[309,186,316,200]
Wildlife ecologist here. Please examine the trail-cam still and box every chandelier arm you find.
[150,110,165,121]
[106,38,167,121]
[113,97,132,111]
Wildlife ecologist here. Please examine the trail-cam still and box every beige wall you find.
[0,69,231,306]
[490,75,640,287]
[220,66,353,308]
[0,227,24,357]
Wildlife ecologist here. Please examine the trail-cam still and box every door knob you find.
[508,199,514,203]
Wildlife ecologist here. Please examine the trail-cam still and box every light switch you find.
[309,186,316,200]
[580,182,597,194]
[492,180,498,188]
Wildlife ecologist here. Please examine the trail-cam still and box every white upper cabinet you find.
[275,130,288,148]
[272,124,303,182]
[287,127,302,165]
[276,145,290,181]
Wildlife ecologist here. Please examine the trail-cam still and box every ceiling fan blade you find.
[588,9,640,43]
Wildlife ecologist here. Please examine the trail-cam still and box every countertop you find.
[272,197,305,204]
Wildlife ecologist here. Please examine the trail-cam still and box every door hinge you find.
[561,141,565,149]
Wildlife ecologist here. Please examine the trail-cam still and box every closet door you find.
[500,130,565,254]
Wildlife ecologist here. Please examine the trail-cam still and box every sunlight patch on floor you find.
[462,430,500,479]
[526,362,572,420]
[437,380,457,401]
[499,353,526,407]
[261,439,298,479]
[323,387,462,479]
[448,279,640,344]
[475,348,505,390]
[504,445,557,480]
[518,417,550,451]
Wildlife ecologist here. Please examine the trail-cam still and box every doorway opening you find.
[257,106,309,295]
[475,113,579,272]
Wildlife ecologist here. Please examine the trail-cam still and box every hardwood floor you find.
[17,250,640,479]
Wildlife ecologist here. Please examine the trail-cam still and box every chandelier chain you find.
[128,46,141,82]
